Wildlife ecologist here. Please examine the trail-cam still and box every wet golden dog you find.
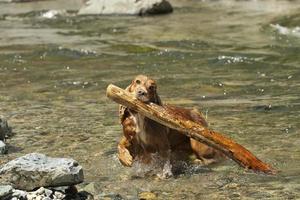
[117,75,223,173]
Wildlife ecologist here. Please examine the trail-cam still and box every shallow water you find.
[0,0,300,199]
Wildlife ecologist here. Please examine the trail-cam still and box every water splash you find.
[131,153,173,178]
[41,10,66,19]
[217,55,256,64]
[270,24,300,37]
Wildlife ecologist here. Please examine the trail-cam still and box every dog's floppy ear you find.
[154,92,162,106]
[119,84,133,123]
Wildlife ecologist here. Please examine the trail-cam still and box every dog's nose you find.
[137,89,146,96]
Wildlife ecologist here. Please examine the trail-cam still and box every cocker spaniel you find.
[117,75,223,176]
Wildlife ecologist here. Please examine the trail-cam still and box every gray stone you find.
[0,140,7,154]
[79,182,101,196]
[42,197,52,200]
[54,191,65,199]
[35,187,45,195]
[27,193,36,200]
[0,118,12,141]
[0,185,13,199]
[78,0,173,16]
[12,189,27,199]
[50,186,70,193]
[44,188,53,197]
[0,153,84,191]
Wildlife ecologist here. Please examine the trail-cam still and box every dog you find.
[117,75,224,175]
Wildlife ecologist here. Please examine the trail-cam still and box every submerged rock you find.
[0,118,12,141]
[138,191,157,200]
[78,0,173,16]
[0,153,84,191]
[0,140,7,154]
[99,192,124,200]
[78,182,101,197]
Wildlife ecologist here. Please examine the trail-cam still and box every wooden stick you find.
[106,84,276,174]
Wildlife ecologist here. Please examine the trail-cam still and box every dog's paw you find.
[118,148,133,167]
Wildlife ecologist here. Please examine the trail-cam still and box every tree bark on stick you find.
[106,84,276,174]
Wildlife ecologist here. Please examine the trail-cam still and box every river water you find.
[0,0,300,199]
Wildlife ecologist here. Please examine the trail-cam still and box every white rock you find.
[27,193,36,200]
[54,191,65,199]
[12,189,27,199]
[78,0,173,15]
[35,187,45,195]
[44,188,53,197]
[36,195,43,200]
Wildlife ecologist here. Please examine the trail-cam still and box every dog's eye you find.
[149,85,156,91]
[135,80,141,84]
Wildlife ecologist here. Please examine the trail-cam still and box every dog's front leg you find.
[118,136,134,167]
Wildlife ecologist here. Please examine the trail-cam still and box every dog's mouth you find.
[136,95,151,103]
[136,95,156,104]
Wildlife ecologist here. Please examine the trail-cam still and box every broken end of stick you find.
[254,164,277,175]
[106,84,115,98]
[242,158,276,175]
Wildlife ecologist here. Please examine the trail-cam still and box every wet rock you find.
[4,185,84,199]
[0,153,84,190]
[0,118,12,141]
[138,191,157,200]
[79,182,101,197]
[99,192,124,200]
[23,187,64,200]
[11,189,27,199]
[0,185,13,199]
[44,188,53,197]
[77,191,94,200]
[22,186,75,200]
[0,140,7,154]
[78,0,173,16]
[53,191,65,199]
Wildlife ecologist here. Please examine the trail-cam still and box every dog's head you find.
[119,75,162,123]
[126,75,162,105]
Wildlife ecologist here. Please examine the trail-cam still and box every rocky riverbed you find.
[0,153,157,200]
